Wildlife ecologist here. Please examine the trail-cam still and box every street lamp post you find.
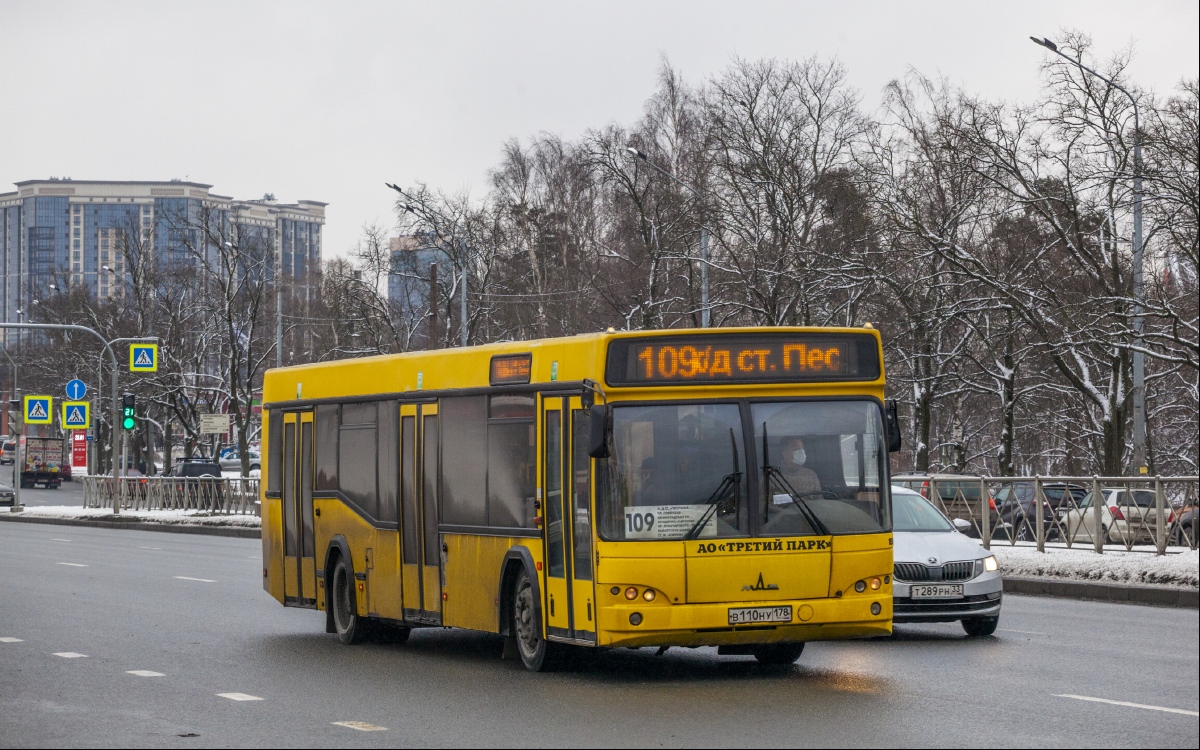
[1030,36,1147,473]
[625,147,710,327]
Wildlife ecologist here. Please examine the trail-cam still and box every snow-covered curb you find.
[3,505,260,528]
[991,544,1198,590]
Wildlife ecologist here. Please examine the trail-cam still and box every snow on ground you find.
[5,505,260,528]
[990,543,1198,589]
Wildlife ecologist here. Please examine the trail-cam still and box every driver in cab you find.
[779,436,820,495]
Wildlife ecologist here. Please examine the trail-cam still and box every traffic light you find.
[121,393,136,430]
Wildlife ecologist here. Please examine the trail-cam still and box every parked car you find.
[0,480,14,507]
[1061,488,1175,546]
[992,481,1089,541]
[1172,505,1196,548]
[890,485,1003,636]
[166,459,225,509]
[0,440,16,465]
[219,450,261,473]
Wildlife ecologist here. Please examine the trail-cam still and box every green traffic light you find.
[122,416,136,430]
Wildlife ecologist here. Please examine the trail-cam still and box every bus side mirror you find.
[884,400,902,453]
[588,405,610,459]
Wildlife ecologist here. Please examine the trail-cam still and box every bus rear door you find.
[282,411,317,606]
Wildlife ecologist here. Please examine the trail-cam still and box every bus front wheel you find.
[511,570,555,672]
[752,642,805,666]
[331,558,363,645]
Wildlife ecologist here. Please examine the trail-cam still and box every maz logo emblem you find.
[927,557,938,565]
[742,573,779,592]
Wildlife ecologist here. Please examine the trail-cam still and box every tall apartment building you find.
[0,179,327,344]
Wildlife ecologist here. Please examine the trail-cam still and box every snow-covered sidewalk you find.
[3,505,260,529]
[990,543,1198,590]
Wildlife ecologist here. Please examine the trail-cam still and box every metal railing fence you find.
[81,476,260,515]
[891,475,1198,555]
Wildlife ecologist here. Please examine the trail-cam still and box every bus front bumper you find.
[596,593,892,648]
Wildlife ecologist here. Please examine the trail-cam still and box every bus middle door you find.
[400,402,441,623]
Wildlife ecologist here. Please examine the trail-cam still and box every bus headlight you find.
[642,589,656,602]
[625,587,638,600]
[983,555,999,573]
[854,580,866,593]
[870,602,882,616]
[629,612,643,626]
[869,577,881,590]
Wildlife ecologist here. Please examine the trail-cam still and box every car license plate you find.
[910,584,964,599]
[728,606,792,625]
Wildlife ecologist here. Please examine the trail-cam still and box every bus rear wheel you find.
[752,642,805,666]
[511,570,555,672]
[331,558,363,645]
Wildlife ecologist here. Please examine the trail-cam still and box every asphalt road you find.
[1,522,1197,748]
[3,463,85,508]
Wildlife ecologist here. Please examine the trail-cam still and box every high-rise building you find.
[388,233,440,317]
[0,179,327,344]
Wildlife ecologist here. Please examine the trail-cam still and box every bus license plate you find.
[728,606,792,625]
[910,584,964,599]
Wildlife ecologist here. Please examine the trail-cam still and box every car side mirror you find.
[952,518,972,533]
[588,405,610,459]
[884,400,902,453]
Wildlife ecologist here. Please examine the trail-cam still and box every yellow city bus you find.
[260,327,900,670]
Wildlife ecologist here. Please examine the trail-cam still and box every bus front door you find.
[400,403,441,622]
[541,397,596,642]
[282,411,317,606]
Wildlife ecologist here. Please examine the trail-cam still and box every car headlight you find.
[982,555,999,573]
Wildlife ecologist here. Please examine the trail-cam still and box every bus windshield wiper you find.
[761,424,831,536]
[684,429,742,540]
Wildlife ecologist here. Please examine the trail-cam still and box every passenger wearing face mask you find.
[779,436,821,495]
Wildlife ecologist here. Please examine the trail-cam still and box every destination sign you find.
[605,333,880,386]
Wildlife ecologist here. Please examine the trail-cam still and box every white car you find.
[1060,488,1168,546]
[891,485,1003,636]
[219,451,261,473]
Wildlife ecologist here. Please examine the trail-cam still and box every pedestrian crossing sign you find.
[130,343,158,372]
[62,401,91,430]
[24,395,53,425]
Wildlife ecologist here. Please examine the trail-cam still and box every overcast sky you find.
[2,0,1196,257]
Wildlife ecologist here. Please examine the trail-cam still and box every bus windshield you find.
[600,403,747,540]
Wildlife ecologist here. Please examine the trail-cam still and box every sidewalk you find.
[0,505,260,539]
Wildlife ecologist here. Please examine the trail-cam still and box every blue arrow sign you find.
[66,379,87,400]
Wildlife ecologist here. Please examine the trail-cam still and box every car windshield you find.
[892,490,954,532]
[598,403,747,540]
[752,401,889,535]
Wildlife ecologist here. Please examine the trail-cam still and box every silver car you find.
[891,485,1003,636]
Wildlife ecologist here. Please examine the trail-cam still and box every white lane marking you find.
[57,562,88,567]
[1,637,23,643]
[217,693,263,701]
[138,546,162,550]
[174,576,216,583]
[127,670,165,677]
[1054,694,1199,717]
[332,721,387,732]
[51,538,72,542]
[999,628,1047,635]
[53,652,88,658]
